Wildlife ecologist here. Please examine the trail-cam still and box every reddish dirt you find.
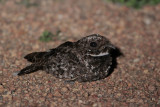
[0,0,160,106]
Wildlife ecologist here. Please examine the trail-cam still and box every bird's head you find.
[76,34,115,57]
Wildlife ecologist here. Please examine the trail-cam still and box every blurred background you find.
[0,0,160,106]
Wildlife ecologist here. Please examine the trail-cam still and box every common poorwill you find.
[15,34,117,82]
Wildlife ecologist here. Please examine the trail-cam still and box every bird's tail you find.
[13,64,42,76]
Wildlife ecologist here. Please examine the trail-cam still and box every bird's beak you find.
[107,43,116,50]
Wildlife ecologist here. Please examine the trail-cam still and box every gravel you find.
[0,0,160,106]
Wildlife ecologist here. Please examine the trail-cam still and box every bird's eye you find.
[90,42,97,47]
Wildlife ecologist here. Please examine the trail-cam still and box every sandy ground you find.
[0,0,160,106]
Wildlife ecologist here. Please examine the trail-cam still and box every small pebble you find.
[133,58,140,63]
[143,69,149,74]
[54,91,62,97]
[148,85,155,92]
[61,87,68,93]
[0,85,4,93]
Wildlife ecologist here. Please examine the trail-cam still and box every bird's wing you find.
[24,51,55,63]
[24,41,74,63]
[44,47,87,80]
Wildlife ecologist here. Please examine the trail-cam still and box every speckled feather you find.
[16,34,116,82]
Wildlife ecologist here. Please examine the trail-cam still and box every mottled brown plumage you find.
[15,34,117,82]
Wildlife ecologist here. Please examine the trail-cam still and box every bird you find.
[14,34,117,82]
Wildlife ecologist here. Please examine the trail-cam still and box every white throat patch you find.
[88,52,109,57]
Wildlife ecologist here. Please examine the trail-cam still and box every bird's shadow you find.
[106,47,123,77]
